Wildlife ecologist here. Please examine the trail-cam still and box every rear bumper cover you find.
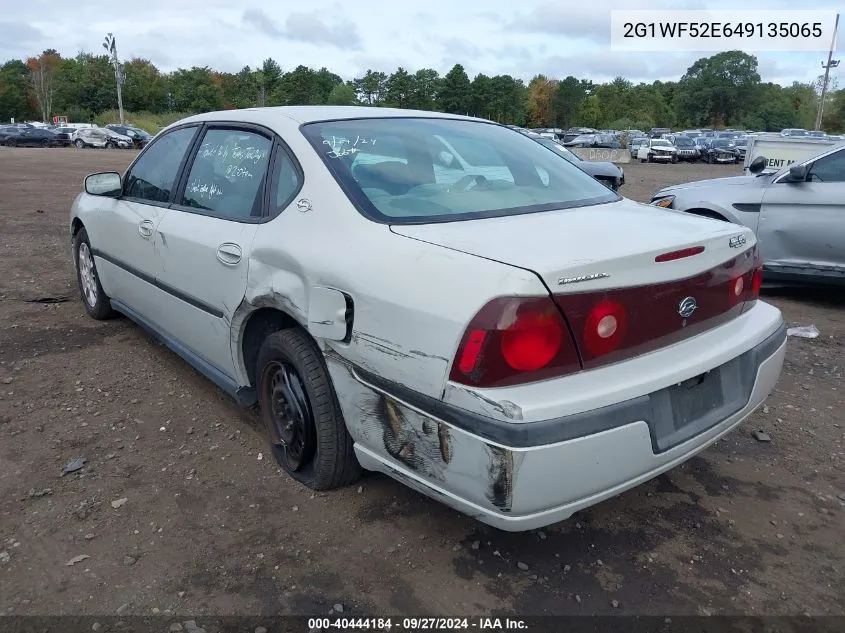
[336,321,786,531]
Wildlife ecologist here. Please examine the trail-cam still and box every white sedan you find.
[70,106,787,531]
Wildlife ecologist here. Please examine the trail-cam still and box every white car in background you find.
[69,106,786,531]
[73,127,133,149]
[638,138,679,163]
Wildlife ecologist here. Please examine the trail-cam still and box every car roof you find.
[174,105,486,128]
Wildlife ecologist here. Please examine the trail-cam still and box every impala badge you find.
[729,234,747,248]
[678,296,698,319]
[557,272,610,286]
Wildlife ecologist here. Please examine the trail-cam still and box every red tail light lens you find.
[751,252,763,298]
[500,307,563,371]
[449,296,581,388]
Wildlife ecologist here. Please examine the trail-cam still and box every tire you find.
[647,154,653,163]
[41,140,50,148]
[74,139,85,149]
[256,328,361,490]
[105,141,116,149]
[671,155,678,164]
[6,139,16,147]
[73,227,115,320]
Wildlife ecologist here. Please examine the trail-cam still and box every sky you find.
[0,0,842,87]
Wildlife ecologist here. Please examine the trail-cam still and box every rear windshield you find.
[301,117,617,224]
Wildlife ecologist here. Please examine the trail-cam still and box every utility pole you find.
[103,33,125,125]
[815,13,840,132]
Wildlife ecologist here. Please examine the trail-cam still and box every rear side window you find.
[124,126,197,203]
[179,128,272,220]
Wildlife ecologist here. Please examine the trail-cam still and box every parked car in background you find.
[563,133,598,147]
[670,135,699,162]
[50,126,77,146]
[701,138,740,163]
[649,127,671,138]
[733,136,748,160]
[628,137,648,158]
[534,137,625,191]
[637,138,678,162]
[681,130,702,139]
[68,105,785,531]
[73,127,132,149]
[651,141,845,287]
[781,128,808,137]
[2,127,61,147]
[106,124,152,148]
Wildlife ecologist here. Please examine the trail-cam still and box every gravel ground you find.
[0,147,842,618]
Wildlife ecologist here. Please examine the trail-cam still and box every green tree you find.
[121,58,168,112]
[353,70,387,105]
[438,64,472,114]
[674,51,760,127]
[409,69,440,110]
[0,59,32,121]
[551,76,586,128]
[384,67,413,108]
[327,83,357,105]
[167,66,224,112]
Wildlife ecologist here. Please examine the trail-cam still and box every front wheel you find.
[41,140,50,148]
[73,227,115,320]
[256,328,361,490]
[6,139,16,147]
[74,139,84,149]
[105,141,116,149]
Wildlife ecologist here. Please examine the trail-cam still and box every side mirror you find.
[748,156,767,174]
[787,163,808,182]
[85,171,122,197]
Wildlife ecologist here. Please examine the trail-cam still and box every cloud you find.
[242,9,362,50]
[509,0,707,42]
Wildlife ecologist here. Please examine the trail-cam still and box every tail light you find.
[449,296,581,388]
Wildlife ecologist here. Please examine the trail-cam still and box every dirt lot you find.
[0,148,843,618]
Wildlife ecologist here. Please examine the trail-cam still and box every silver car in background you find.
[650,142,845,286]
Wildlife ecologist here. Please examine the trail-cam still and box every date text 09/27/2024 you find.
[307,617,529,630]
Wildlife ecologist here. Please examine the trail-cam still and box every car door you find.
[151,124,278,377]
[83,125,200,317]
[758,146,845,280]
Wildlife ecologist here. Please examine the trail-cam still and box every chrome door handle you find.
[138,220,154,239]
[216,243,242,266]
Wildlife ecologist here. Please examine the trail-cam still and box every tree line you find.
[1,48,843,133]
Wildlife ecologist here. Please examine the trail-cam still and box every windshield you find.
[301,117,618,224]
[674,137,694,147]
[734,138,748,147]
[535,138,580,163]
[712,139,733,147]
[652,140,671,147]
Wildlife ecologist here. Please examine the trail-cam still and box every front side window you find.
[179,128,272,220]
[808,149,845,183]
[301,118,617,224]
[124,126,197,203]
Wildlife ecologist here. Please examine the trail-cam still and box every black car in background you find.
[670,135,699,162]
[1,127,61,147]
[534,137,625,191]
[105,124,151,148]
[699,138,740,163]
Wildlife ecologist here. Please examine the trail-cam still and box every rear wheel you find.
[41,139,50,148]
[73,227,115,320]
[6,138,16,147]
[256,328,361,490]
[105,141,116,149]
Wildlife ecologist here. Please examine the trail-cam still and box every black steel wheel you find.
[255,328,362,490]
[260,360,316,471]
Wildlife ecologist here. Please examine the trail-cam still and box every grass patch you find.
[94,110,194,134]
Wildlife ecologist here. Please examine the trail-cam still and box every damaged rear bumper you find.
[325,318,787,532]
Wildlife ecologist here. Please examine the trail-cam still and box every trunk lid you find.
[389,198,754,291]
[392,198,761,372]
